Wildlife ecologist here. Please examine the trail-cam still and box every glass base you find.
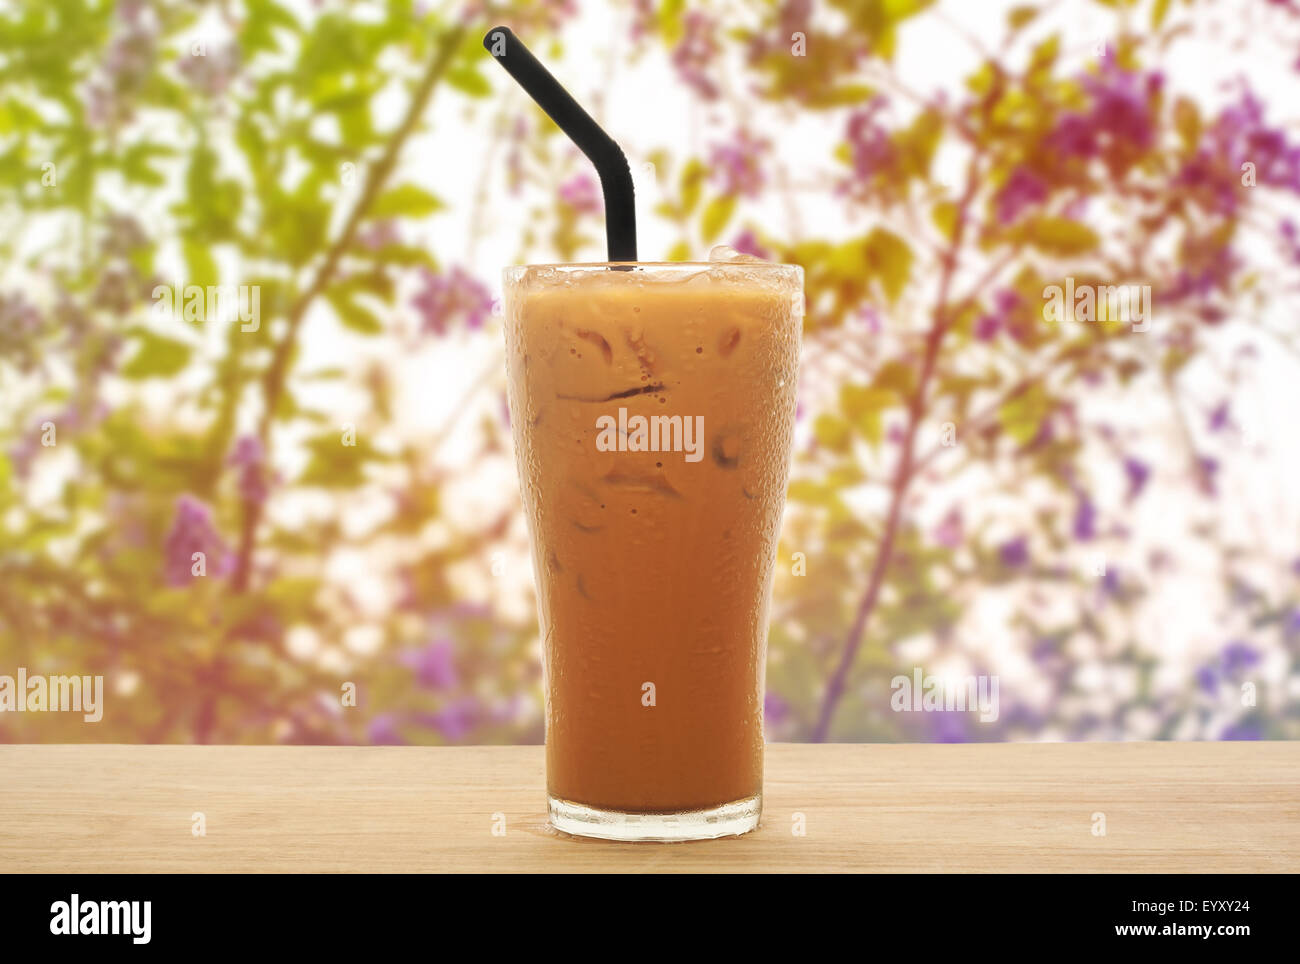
[548,793,761,842]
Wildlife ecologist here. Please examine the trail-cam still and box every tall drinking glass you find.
[503,261,802,841]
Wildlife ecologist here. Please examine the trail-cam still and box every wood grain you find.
[0,743,1295,872]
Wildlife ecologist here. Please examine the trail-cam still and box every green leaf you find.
[932,200,958,240]
[446,65,492,97]
[299,435,366,488]
[658,0,687,43]
[1007,5,1039,29]
[369,184,444,219]
[813,413,854,453]
[121,330,193,379]
[700,195,737,243]
[183,238,219,288]
[122,142,174,187]
[864,227,913,303]
[1173,97,1200,150]
[840,384,895,447]
[997,383,1051,445]
[679,159,708,216]
[665,240,691,262]
[872,360,916,399]
[787,479,842,509]
[803,84,877,109]
[351,242,437,268]
[1029,35,1060,71]
[1020,217,1100,256]
[325,287,383,335]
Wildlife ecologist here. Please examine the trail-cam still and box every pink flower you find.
[558,172,602,214]
[974,314,1001,341]
[1175,88,1300,215]
[163,495,231,586]
[403,638,459,690]
[933,509,963,549]
[710,130,768,198]
[843,99,896,189]
[1081,59,1159,154]
[420,698,479,741]
[731,229,771,260]
[1042,58,1161,173]
[227,435,269,506]
[357,219,400,250]
[411,267,493,335]
[672,12,721,99]
[994,168,1048,224]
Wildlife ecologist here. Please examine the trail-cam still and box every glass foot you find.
[548,793,761,842]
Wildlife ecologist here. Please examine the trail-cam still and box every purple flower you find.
[764,692,790,727]
[1081,60,1159,154]
[558,172,602,214]
[1280,608,1300,641]
[1174,87,1300,215]
[1220,641,1260,673]
[1044,112,1097,159]
[731,229,771,260]
[928,710,969,744]
[994,167,1048,224]
[933,509,963,550]
[1196,455,1219,496]
[857,304,883,333]
[1208,400,1231,433]
[411,266,493,335]
[1123,456,1150,501]
[844,99,896,186]
[974,314,1000,341]
[1042,59,1161,174]
[999,536,1029,568]
[177,41,238,97]
[671,12,720,99]
[163,495,230,586]
[1098,564,1120,593]
[1031,637,1059,665]
[710,130,768,198]
[1220,721,1261,741]
[357,219,400,251]
[227,434,268,506]
[1196,664,1218,694]
[1073,495,1096,541]
[422,698,479,741]
[369,713,406,745]
[994,289,1022,314]
[403,638,459,690]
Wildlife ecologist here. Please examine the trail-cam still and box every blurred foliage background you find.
[2,0,1299,744]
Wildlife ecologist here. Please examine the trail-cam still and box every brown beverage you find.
[503,260,802,840]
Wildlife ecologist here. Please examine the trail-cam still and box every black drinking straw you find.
[483,26,638,263]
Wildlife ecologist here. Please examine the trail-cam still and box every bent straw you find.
[483,26,638,263]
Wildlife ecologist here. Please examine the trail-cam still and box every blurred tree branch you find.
[230,23,468,593]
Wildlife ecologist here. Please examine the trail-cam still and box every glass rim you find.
[503,261,803,283]
[505,261,799,269]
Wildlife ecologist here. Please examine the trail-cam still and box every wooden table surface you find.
[1,743,1295,873]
